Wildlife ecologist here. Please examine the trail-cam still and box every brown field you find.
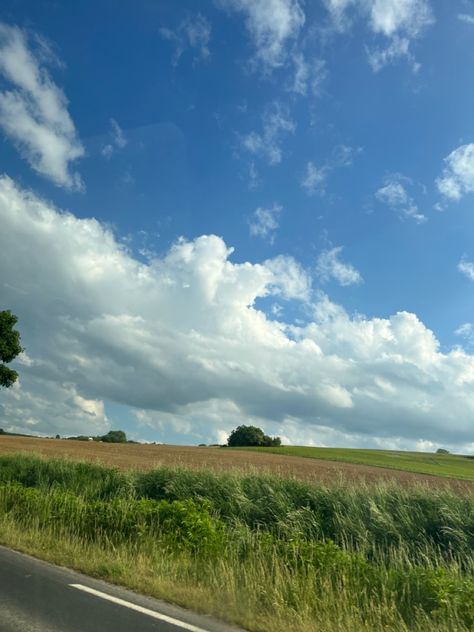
[1,435,473,491]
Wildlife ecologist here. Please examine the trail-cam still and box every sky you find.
[1,0,474,451]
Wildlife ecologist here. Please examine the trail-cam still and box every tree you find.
[227,425,281,447]
[436,448,450,455]
[0,310,22,388]
[100,430,127,443]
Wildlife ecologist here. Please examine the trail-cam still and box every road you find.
[0,546,245,632]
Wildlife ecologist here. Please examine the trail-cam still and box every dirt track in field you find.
[0,435,473,490]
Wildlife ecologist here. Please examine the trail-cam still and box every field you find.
[234,446,474,481]
[1,436,473,490]
[1,452,474,631]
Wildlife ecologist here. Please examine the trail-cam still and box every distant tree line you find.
[67,430,128,443]
[227,425,281,447]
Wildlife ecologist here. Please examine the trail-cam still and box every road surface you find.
[0,546,245,632]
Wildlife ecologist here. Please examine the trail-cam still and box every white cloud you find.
[436,143,474,201]
[101,118,127,159]
[376,175,426,223]
[0,23,84,189]
[331,143,362,166]
[288,54,327,96]
[247,161,260,189]
[301,145,361,196]
[367,36,413,72]
[301,162,328,195]
[217,0,305,72]
[456,322,474,344]
[4,175,474,450]
[242,101,295,165]
[160,13,211,66]
[248,203,282,242]
[323,0,356,32]
[0,374,109,437]
[458,13,474,24]
[369,0,433,38]
[264,255,312,301]
[316,247,363,286]
[324,0,434,71]
[458,257,474,281]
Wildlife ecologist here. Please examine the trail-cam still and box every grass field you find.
[1,453,474,632]
[234,446,474,481]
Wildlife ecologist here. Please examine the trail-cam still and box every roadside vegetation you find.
[233,445,474,481]
[1,454,474,631]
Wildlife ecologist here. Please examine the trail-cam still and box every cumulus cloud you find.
[3,176,474,450]
[0,23,84,189]
[101,118,127,159]
[458,257,474,281]
[248,203,282,242]
[0,371,109,438]
[160,13,211,66]
[437,143,474,201]
[316,247,363,286]
[241,101,295,165]
[264,255,312,301]
[324,0,434,71]
[217,0,305,72]
[375,174,426,223]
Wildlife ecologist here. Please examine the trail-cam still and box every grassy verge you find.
[1,454,474,631]
[231,446,474,481]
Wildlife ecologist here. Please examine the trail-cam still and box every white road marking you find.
[69,583,210,632]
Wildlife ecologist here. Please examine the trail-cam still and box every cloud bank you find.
[1,176,474,451]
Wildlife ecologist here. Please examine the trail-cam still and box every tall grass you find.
[0,453,474,631]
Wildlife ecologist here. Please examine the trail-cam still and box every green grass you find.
[232,446,474,481]
[1,453,474,632]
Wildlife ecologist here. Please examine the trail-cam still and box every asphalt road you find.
[0,546,245,632]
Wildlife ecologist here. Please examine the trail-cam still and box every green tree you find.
[100,429,127,443]
[227,425,281,447]
[0,310,22,388]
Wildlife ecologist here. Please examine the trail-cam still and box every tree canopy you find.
[0,310,22,388]
[100,430,127,443]
[227,425,281,447]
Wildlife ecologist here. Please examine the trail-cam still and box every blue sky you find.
[2,0,474,451]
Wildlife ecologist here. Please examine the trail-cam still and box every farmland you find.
[4,276,474,631]
[0,435,473,489]
[233,446,474,481]
[1,444,474,631]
